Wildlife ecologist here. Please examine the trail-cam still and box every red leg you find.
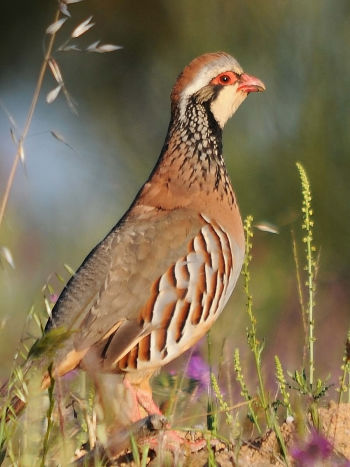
[134,387,163,416]
[123,378,143,422]
[122,377,206,453]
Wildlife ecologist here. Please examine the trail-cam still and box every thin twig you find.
[0,8,61,228]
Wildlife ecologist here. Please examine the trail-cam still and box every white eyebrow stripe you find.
[181,58,243,101]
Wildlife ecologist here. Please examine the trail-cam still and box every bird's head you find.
[171,52,265,128]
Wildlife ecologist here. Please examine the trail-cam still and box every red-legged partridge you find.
[36,52,265,420]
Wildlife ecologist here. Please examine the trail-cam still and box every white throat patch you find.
[210,86,247,128]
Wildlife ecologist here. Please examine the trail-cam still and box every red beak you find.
[237,73,266,93]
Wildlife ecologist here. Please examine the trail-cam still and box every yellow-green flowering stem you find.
[233,348,261,434]
[243,216,270,426]
[211,373,233,427]
[275,355,293,417]
[338,330,350,404]
[296,163,316,388]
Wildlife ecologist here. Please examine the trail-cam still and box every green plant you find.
[41,365,55,467]
[233,348,260,433]
[207,332,218,436]
[296,162,317,389]
[235,216,288,462]
[210,373,233,427]
[242,216,270,425]
[337,329,350,404]
[274,355,293,419]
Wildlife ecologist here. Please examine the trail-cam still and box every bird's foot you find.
[106,414,205,460]
[121,379,205,454]
[140,427,206,453]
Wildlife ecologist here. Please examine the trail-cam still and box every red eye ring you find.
[211,71,238,86]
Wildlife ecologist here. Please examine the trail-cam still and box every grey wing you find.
[48,205,203,374]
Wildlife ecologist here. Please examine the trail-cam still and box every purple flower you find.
[186,350,210,393]
[291,429,333,466]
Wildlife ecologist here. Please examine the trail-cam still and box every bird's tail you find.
[0,327,77,422]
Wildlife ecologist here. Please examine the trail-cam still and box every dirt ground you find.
[103,401,350,466]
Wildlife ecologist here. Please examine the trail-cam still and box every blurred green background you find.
[0,0,349,390]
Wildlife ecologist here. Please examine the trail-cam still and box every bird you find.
[4,52,265,425]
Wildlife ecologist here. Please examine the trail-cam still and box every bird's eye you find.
[219,74,230,84]
[210,71,238,86]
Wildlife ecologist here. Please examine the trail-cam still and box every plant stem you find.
[243,216,269,426]
[207,332,218,435]
[296,162,315,388]
[41,365,55,466]
[0,8,60,229]
[291,229,308,366]
[338,329,350,405]
[274,355,292,418]
[307,225,314,388]
[233,348,261,434]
